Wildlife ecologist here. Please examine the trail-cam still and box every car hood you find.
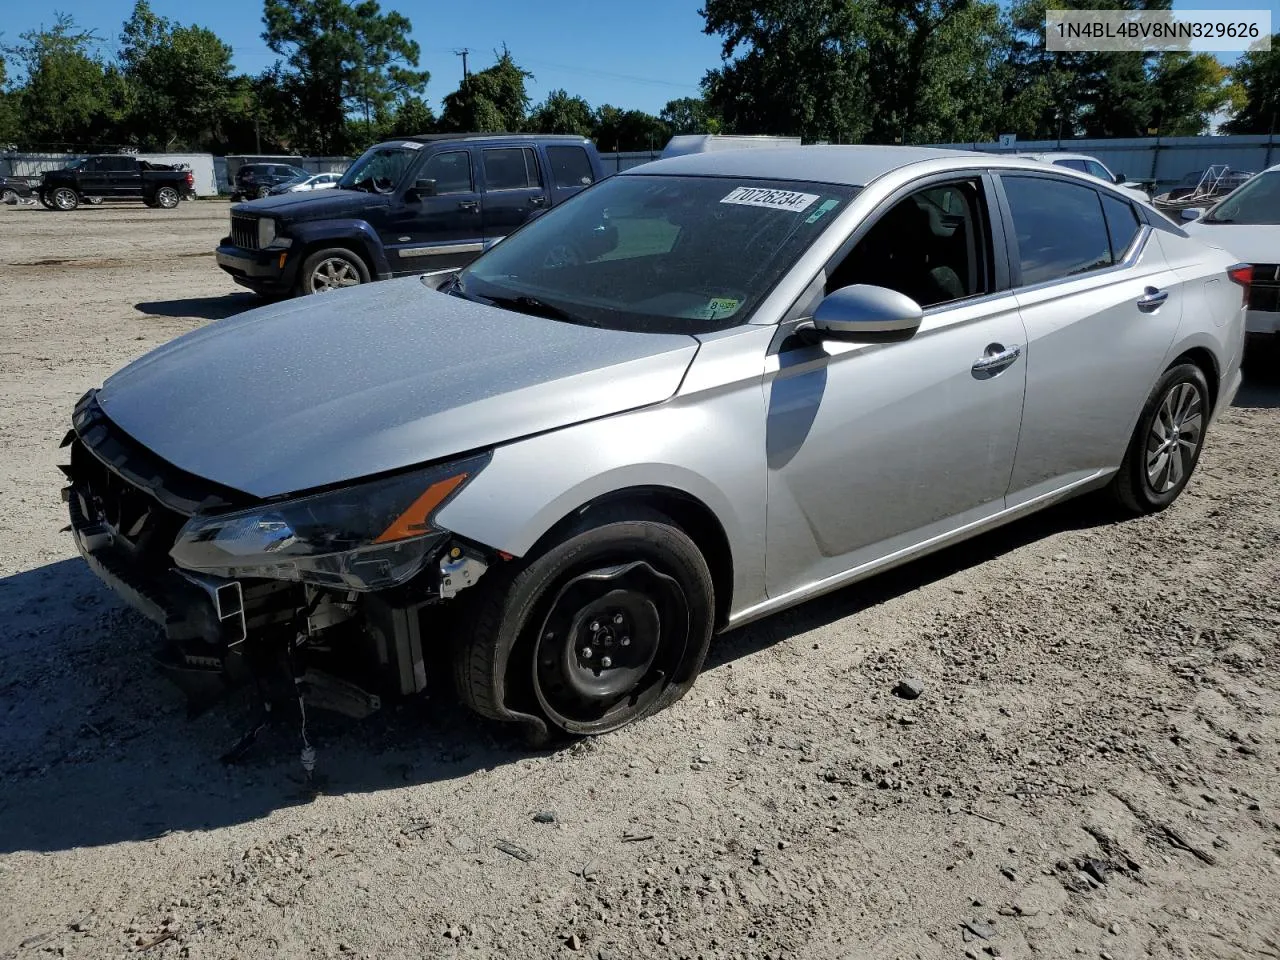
[1182,222,1279,264]
[95,279,699,499]
[233,189,386,219]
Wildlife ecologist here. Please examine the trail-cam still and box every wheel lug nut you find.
[589,621,600,632]
[581,646,593,659]
[620,636,630,646]
[613,614,623,625]
[601,656,613,668]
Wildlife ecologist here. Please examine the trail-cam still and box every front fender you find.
[288,220,392,279]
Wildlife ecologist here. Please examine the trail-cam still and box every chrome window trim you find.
[1008,225,1152,298]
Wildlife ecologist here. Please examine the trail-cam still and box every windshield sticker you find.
[704,297,741,319]
[399,141,424,150]
[805,199,841,224]
[720,186,819,213]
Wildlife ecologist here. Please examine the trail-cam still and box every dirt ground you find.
[1,202,1278,960]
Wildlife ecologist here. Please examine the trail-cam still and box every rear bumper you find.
[216,242,296,292]
[1245,308,1280,336]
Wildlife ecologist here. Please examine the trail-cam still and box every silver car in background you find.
[63,147,1248,743]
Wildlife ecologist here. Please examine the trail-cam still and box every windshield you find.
[455,175,857,333]
[1205,171,1280,224]
[337,144,420,194]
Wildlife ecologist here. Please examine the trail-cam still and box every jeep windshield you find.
[454,175,857,333]
[337,144,419,194]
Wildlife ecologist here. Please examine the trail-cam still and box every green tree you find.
[0,53,20,145]
[4,14,115,148]
[659,96,721,135]
[439,47,532,132]
[593,105,669,152]
[529,88,594,135]
[1222,38,1280,134]
[262,0,430,154]
[1149,52,1239,136]
[118,0,235,150]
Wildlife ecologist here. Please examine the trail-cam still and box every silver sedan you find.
[64,147,1248,742]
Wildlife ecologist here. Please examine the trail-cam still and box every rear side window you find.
[483,148,542,190]
[1053,159,1088,173]
[1100,193,1141,259]
[422,151,473,194]
[103,157,134,172]
[1002,176,1113,286]
[547,146,595,188]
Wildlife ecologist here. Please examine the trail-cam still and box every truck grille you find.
[1249,263,1280,313]
[231,214,258,251]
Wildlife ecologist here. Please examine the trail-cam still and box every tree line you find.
[0,0,1277,159]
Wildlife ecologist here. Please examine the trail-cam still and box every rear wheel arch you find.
[1169,347,1219,412]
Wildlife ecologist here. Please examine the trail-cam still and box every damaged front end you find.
[62,391,492,739]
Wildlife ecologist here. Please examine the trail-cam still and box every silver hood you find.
[96,278,699,498]
[1183,222,1278,264]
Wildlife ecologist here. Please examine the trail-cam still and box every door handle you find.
[971,343,1022,375]
[1136,287,1168,312]
[457,200,478,211]
[529,196,547,207]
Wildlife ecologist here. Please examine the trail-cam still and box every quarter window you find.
[547,146,595,188]
[1084,160,1114,182]
[483,148,542,190]
[1100,193,1141,259]
[422,151,473,194]
[1002,176,1113,286]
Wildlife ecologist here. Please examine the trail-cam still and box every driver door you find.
[764,174,1029,598]
[382,148,484,274]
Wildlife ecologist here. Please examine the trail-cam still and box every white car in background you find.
[1021,152,1151,204]
[1183,163,1280,343]
[268,172,342,196]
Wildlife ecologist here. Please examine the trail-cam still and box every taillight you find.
[185,171,194,186]
[1227,263,1251,305]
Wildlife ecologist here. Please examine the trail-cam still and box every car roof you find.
[622,145,1053,188]
[1020,152,1101,162]
[401,133,592,144]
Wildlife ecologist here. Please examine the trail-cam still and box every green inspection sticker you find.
[704,297,741,319]
[805,199,840,224]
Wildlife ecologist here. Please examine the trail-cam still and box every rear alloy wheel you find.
[299,248,369,294]
[155,186,180,209]
[1110,362,1210,513]
[51,187,79,211]
[453,508,715,740]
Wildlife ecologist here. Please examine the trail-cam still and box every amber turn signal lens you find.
[373,474,468,543]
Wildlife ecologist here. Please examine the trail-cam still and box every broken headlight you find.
[169,454,489,591]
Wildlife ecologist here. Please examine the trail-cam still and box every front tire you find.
[39,192,55,209]
[51,187,79,211]
[1,188,17,205]
[155,186,180,209]
[297,247,369,295]
[453,508,715,739]
[1109,362,1210,513]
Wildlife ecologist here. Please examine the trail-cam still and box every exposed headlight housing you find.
[170,454,489,591]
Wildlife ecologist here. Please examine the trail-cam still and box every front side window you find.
[1204,171,1280,225]
[826,179,990,308]
[456,175,857,333]
[422,151,473,194]
[1084,159,1114,182]
[338,146,420,194]
[483,148,542,191]
[1002,176,1113,285]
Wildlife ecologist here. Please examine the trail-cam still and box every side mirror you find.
[808,284,923,341]
[1113,172,1126,184]
[1180,207,1205,222]
[408,178,437,200]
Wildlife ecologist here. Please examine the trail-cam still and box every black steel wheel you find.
[454,507,715,740]
[1110,362,1210,513]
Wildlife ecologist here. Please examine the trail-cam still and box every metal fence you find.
[927,134,1280,192]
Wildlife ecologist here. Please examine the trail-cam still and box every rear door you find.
[997,173,1184,505]
[479,145,551,241]
[384,147,485,274]
[107,156,142,197]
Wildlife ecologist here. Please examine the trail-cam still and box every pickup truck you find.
[215,133,605,297]
[38,155,196,211]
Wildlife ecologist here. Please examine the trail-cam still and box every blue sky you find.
[4,0,724,115]
[5,0,1276,116]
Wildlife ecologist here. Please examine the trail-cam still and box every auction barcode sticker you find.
[721,187,819,212]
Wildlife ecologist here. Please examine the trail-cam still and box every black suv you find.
[231,163,311,201]
[216,134,605,297]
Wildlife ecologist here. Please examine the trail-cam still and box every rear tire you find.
[1,188,17,205]
[1109,362,1210,513]
[452,507,715,739]
[155,186,180,209]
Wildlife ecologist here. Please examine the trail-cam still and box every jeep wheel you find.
[298,248,369,295]
[51,187,79,211]
[453,507,715,740]
[155,186,180,209]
